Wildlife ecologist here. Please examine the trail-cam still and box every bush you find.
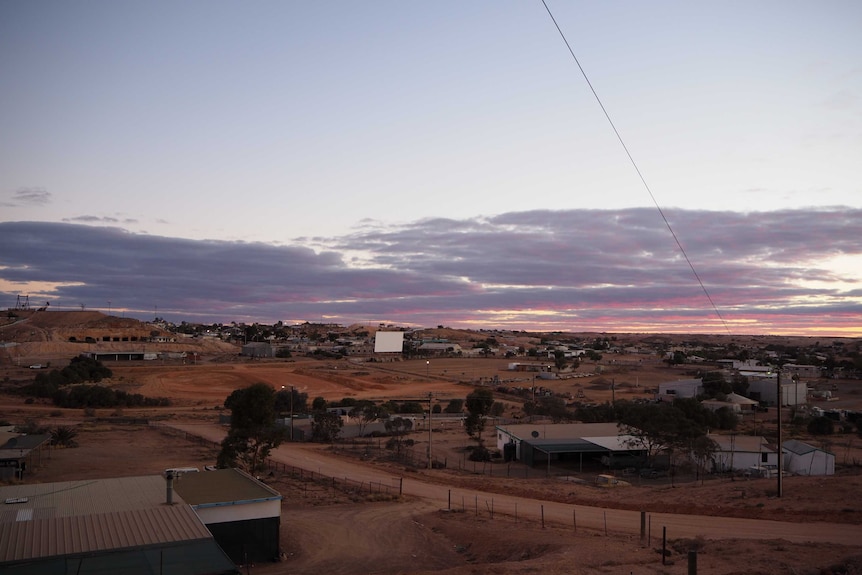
[808,416,834,435]
[468,446,491,462]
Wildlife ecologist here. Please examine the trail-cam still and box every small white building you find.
[747,377,807,406]
[657,378,702,402]
[708,434,777,473]
[782,364,822,380]
[782,439,835,476]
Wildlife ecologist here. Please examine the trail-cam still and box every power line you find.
[539,0,731,335]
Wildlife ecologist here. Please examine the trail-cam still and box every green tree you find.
[690,435,718,481]
[619,402,702,466]
[808,416,834,435]
[217,383,286,473]
[311,411,343,442]
[311,396,328,411]
[553,350,568,371]
[444,398,464,414]
[384,416,413,454]
[352,403,389,437]
[465,388,495,446]
[275,387,308,415]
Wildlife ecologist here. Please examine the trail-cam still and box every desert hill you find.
[0,310,238,366]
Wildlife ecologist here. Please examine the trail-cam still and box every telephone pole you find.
[427,392,433,469]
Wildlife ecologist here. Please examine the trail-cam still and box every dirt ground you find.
[4,346,862,574]
[17,423,862,575]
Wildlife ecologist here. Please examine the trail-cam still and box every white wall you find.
[712,450,778,472]
[784,450,835,476]
[194,499,281,525]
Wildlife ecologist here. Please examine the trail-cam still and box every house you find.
[0,475,238,574]
[702,392,759,414]
[241,341,275,358]
[782,439,835,476]
[707,434,777,473]
[657,378,702,402]
[495,422,646,471]
[782,364,822,380]
[747,377,807,406]
[0,431,51,480]
[417,342,463,355]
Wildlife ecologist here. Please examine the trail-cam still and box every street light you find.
[282,385,295,441]
[426,360,430,379]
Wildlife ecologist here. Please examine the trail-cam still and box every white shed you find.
[782,439,835,476]
[708,434,777,472]
[657,379,702,402]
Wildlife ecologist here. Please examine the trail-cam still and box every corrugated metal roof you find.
[709,434,775,454]
[0,475,215,564]
[783,439,829,455]
[174,468,281,506]
[497,422,622,441]
[0,505,211,562]
[583,435,642,451]
[0,434,51,450]
[0,475,178,517]
[521,438,608,454]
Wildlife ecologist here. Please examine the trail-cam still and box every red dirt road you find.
[170,423,862,547]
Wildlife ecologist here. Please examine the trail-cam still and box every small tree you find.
[690,435,718,481]
[385,416,413,455]
[553,350,568,371]
[217,383,286,473]
[465,388,495,447]
[443,398,464,414]
[50,426,78,448]
[808,416,834,435]
[311,411,343,442]
[311,396,328,411]
[353,403,389,437]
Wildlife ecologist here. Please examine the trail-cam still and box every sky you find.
[1,1,861,336]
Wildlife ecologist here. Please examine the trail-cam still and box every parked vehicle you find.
[595,474,630,488]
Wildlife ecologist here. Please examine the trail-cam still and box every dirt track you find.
[170,423,862,547]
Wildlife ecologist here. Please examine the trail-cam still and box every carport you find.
[520,438,608,474]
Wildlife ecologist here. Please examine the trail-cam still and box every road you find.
[170,423,862,546]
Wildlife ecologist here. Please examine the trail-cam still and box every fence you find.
[149,422,400,497]
[149,421,694,558]
[331,438,556,479]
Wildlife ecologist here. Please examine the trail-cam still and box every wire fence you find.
[150,422,673,543]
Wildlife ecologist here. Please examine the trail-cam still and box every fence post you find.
[448,489,451,510]
[541,505,545,529]
[662,526,667,565]
[688,550,697,575]
[573,508,576,532]
[640,510,646,544]
[399,477,403,496]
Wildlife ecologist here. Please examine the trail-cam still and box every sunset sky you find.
[1,1,861,335]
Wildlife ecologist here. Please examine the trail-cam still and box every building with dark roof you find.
[0,475,239,575]
[495,422,647,471]
[0,432,51,481]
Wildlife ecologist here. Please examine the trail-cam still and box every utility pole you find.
[427,392,433,469]
[777,371,783,497]
[283,385,295,441]
[428,391,434,469]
